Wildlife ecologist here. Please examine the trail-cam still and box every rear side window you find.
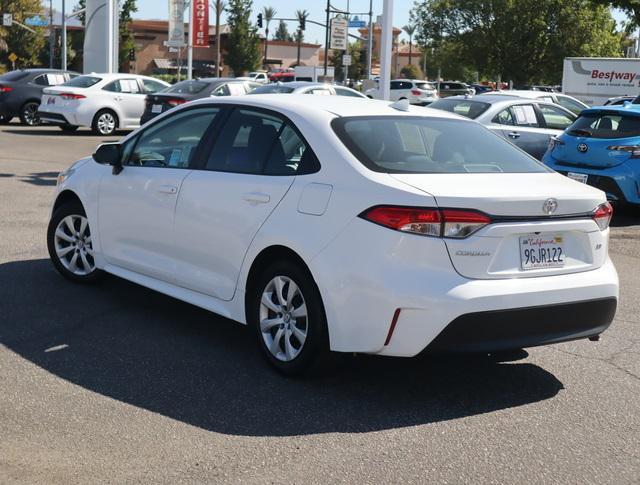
[63,75,102,88]
[103,79,140,93]
[429,99,491,119]
[332,116,549,174]
[568,113,640,139]
[414,82,435,90]
[127,108,219,168]
[250,85,295,94]
[511,104,539,127]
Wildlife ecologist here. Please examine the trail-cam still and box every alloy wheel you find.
[23,103,40,126]
[53,214,95,276]
[259,275,308,362]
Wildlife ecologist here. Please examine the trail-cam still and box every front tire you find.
[20,101,40,126]
[47,201,103,283]
[249,260,331,376]
[92,109,118,135]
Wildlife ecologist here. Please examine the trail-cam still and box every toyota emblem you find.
[543,198,558,214]
[577,143,588,153]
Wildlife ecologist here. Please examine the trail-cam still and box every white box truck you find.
[294,66,334,83]
[563,57,640,106]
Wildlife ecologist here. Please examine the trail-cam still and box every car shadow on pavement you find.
[3,128,125,138]
[611,205,640,228]
[0,259,564,437]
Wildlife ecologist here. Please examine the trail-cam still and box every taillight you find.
[548,136,565,151]
[0,85,13,93]
[592,202,613,230]
[411,89,422,96]
[360,206,491,238]
[60,92,86,100]
[607,144,640,158]
[167,98,186,107]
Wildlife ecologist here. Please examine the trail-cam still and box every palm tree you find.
[215,1,226,76]
[294,9,309,66]
[263,6,276,67]
[403,24,416,65]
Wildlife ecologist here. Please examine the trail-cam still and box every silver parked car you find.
[484,89,588,115]
[429,94,577,160]
[250,81,367,98]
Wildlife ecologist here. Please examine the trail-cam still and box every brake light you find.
[360,206,491,238]
[60,92,86,100]
[607,145,640,158]
[411,89,422,96]
[0,85,13,93]
[592,202,613,230]
[167,98,186,107]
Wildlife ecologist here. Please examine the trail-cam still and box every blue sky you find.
[53,1,628,44]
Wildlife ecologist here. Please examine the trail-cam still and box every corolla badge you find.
[577,143,588,153]
[542,198,558,214]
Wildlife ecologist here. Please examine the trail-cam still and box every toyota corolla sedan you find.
[543,104,640,207]
[47,95,618,375]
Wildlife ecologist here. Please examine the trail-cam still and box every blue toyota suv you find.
[543,103,640,207]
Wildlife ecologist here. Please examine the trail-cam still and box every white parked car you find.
[485,90,589,115]
[236,71,269,83]
[47,95,618,375]
[366,79,439,105]
[38,73,170,135]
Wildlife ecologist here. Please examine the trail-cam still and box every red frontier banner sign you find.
[192,0,209,48]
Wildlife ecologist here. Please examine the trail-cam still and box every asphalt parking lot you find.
[0,124,639,484]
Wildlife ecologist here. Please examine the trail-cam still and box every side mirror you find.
[93,143,123,174]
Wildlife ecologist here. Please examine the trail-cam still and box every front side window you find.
[493,108,515,125]
[212,84,230,96]
[538,104,574,130]
[557,95,587,115]
[128,108,219,168]
[510,104,539,127]
[33,75,48,86]
[335,87,364,98]
[332,116,549,174]
[103,79,141,93]
[142,79,168,93]
[307,88,331,95]
[250,84,295,94]
[567,112,640,139]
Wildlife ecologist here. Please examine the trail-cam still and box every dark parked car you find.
[0,69,78,125]
[140,78,260,124]
[437,81,474,97]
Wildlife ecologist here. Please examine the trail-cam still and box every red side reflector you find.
[384,309,402,346]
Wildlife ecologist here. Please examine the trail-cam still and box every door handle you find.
[158,185,178,194]
[507,131,521,139]
[242,192,270,204]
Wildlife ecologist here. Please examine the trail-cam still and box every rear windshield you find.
[332,116,549,174]
[0,70,29,82]
[166,80,209,94]
[415,82,435,90]
[428,99,491,119]
[250,85,295,94]
[63,75,102,88]
[567,112,640,139]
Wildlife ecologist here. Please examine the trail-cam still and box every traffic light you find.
[128,49,135,61]
[299,17,306,31]
[257,13,263,28]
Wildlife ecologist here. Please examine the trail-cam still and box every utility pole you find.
[215,1,221,76]
[49,0,54,68]
[61,0,67,70]
[323,0,330,77]
[367,0,373,79]
[379,0,393,100]
[187,0,193,79]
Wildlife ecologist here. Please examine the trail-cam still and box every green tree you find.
[119,0,138,71]
[400,63,421,79]
[262,6,276,64]
[595,0,640,27]
[402,24,416,65]
[412,0,623,85]
[274,19,292,42]
[294,9,309,65]
[0,0,46,70]
[225,0,261,75]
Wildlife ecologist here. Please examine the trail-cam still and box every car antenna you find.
[390,98,410,112]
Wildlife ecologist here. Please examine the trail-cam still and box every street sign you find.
[25,16,49,27]
[342,54,352,66]
[349,16,366,28]
[8,53,17,63]
[2,13,12,26]
[330,17,348,50]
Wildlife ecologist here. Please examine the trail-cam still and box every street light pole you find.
[367,0,373,79]
[323,0,330,77]
[187,0,193,79]
[379,0,393,100]
[61,0,67,70]
[49,0,54,68]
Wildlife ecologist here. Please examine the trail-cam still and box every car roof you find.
[439,94,531,105]
[488,90,554,98]
[186,94,464,120]
[582,104,640,117]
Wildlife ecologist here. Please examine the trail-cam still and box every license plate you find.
[151,104,163,113]
[520,235,565,270]
[567,172,588,184]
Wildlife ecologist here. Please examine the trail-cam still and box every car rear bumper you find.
[37,111,71,125]
[427,297,616,353]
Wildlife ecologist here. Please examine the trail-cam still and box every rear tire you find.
[92,109,118,135]
[0,114,12,124]
[47,201,103,284]
[19,101,40,126]
[248,260,331,376]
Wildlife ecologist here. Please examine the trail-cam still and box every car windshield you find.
[0,70,30,82]
[250,85,296,94]
[332,116,548,174]
[166,80,209,94]
[63,75,102,88]
[415,82,435,90]
[428,99,491,119]
[567,112,640,139]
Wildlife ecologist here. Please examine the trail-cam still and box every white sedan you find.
[366,79,439,105]
[47,95,618,375]
[38,73,170,135]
